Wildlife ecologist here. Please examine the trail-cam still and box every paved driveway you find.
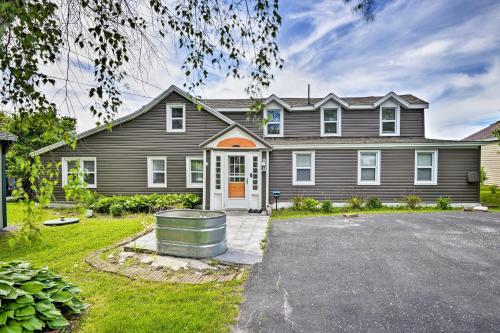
[236,212,500,332]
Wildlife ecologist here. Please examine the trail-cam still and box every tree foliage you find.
[0,0,375,246]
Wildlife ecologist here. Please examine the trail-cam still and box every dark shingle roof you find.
[201,94,427,109]
[463,121,500,141]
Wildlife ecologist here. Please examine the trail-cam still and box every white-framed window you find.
[414,150,438,185]
[61,157,97,188]
[292,151,315,186]
[321,107,341,136]
[147,157,167,188]
[252,155,259,192]
[263,108,283,137]
[186,156,203,188]
[380,107,400,136]
[166,104,186,132]
[215,155,222,191]
[357,150,381,185]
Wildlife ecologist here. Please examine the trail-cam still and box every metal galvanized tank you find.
[155,210,227,258]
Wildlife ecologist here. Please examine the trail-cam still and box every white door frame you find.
[210,150,261,210]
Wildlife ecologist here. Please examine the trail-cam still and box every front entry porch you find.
[200,123,271,211]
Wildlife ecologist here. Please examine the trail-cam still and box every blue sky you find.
[47,0,500,139]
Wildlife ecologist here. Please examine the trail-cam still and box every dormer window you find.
[166,104,186,132]
[321,107,341,136]
[264,108,283,137]
[380,107,400,136]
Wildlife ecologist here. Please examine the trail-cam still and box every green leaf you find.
[19,316,45,331]
[0,282,12,296]
[47,316,69,329]
[16,294,34,304]
[3,289,18,300]
[20,281,45,294]
[0,322,23,333]
[0,310,15,325]
[34,300,54,312]
[39,308,62,320]
[14,305,35,317]
[51,290,73,303]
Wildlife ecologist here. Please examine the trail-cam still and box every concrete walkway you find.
[124,213,268,265]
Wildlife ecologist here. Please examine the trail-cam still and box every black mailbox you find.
[272,191,281,210]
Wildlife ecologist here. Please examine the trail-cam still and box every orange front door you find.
[228,155,246,199]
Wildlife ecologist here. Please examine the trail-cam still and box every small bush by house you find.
[402,195,422,209]
[436,197,452,210]
[320,200,334,213]
[302,197,320,211]
[0,261,87,332]
[346,196,364,210]
[292,196,304,210]
[85,193,201,214]
[366,197,383,209]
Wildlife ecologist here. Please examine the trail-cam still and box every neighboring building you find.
[34,85,483,209]
[464,121,499,185]
[0,131,17,228]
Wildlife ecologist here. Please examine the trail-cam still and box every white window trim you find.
[147,156,167,188]
[357,150,381,185]
[166,104,186,132]
[61,157,97,189]
[263,108,284,137]
[414,150,438,185]
[292,151,315,186]
[186,156,203,188]
[320,107,341,137]
[379,106,400,136]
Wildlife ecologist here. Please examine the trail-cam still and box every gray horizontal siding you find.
[224,108,425,138]
[269,148,479,203]
[40,92,229,201]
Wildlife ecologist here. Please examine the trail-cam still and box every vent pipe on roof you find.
[307,84,311,104]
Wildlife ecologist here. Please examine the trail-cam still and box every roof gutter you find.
[271,141,487,150]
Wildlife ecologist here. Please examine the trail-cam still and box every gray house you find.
[34,85,483,209]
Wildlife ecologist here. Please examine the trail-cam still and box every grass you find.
[1,203,244,333]
[481,185,500,208]
[271,206,459,220]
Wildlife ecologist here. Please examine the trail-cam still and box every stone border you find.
[85,226,243,284]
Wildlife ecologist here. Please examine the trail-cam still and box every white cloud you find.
[38,0,500,140]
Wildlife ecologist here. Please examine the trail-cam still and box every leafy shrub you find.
[320,200,334,213]
[436,197,452,210]
[402,195,422,209]
[291,196,304,210]
[0,261,87,332]
[480,166,488,185]
[346,196,364,210]
[302,197,319,211]
[86,193,201,214]
[109,204,125,217]
[490,185,497,194]
[366,197,383,209]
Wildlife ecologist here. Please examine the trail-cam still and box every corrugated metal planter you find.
[155,210,227,258]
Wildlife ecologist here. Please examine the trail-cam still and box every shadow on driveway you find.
[236,212,500,332]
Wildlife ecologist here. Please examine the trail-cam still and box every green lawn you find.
[1,203,243,333]
[481,185,500,208]
[271,206,460,220]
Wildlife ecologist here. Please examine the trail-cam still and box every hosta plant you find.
[0,261,87,332]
